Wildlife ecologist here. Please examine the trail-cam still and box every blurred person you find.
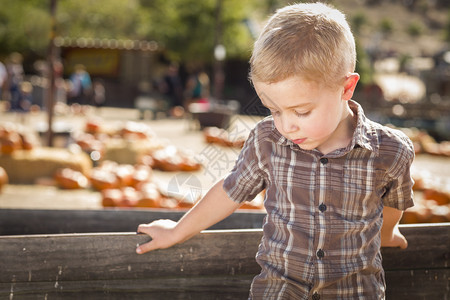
[54,60,68,104]
[19,81,33,109]
[6,52,24,111]
[92,79,106,108]
[68,64,92,105]
[0,60,7,100]
[185,69,210,105]
[163,63,184,106]
[16,81,33,123]
[159,63,185,117]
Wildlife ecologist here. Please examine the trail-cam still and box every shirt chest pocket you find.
[337,165,382,220]
[343,165,374,194]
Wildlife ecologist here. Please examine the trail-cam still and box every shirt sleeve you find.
[381,134,415,211]
[223,125,267,204]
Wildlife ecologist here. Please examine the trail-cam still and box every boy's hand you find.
[135,178,240,255]
[380,224,408,249]
[380,206,408,249]
[136,219,179,254]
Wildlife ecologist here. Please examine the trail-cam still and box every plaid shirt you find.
[223,101,415,300]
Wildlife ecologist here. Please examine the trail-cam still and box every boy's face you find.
[254,74,359,154]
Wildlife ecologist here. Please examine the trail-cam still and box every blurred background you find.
[1,0,450,128]
[0,0,449,224]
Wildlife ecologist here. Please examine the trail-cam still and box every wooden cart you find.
[0,209,448,299]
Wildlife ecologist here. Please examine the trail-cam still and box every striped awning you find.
[54,36,159,51]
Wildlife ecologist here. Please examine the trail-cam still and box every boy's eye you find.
[295,110,310,117]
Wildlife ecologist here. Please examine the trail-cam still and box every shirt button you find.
[317,249,325,259]
[319,157,328,165]
[318,203,327,212]
[312,292,320,300]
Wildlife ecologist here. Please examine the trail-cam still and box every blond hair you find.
[250,2,356,87]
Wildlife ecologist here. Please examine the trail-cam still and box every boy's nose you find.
[281,114,299,133]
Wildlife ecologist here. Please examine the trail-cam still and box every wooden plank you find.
[1,271,448,299]
[0,208,265,235]
[0,230,262,283]
[1,210,447,270]
[385,269,449,300]
[381,223,450,270]
[0,222,448,297]
[0,209,186,235]
[1,276,254,299]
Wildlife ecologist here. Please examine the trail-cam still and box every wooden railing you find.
[0,209,448,299]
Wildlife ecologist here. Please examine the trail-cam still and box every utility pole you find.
[213,0,225,101]
[46,0,57,147]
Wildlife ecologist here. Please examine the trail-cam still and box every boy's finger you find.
[136,224,155,254]
[136,240,157,254]
[136,223,151,234]
[399,236,408,249]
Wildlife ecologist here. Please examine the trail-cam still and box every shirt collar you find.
[266,100,380,155]
[349,100,380,155]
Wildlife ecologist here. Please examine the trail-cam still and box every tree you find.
[57,0,142,40]
[0,0,265,66]
[0,0,50,57]
[139,0,260,63]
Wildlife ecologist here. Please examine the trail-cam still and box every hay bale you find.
[0,147,92,184]
[103,138,164,165]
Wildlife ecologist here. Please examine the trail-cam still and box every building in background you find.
[55,37,164,108]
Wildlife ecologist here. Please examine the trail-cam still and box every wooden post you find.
[213,0,225,100]
[45,0,57,147]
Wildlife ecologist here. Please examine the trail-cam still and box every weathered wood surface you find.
[0,208,265,235]
[0,230,260,299]
[0,210,448,299]
[384,269,448,300]
[2,276,255,299]
[382,223,450,300]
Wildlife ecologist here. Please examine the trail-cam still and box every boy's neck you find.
[317,103,356,155]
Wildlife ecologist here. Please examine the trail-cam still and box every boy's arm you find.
[136,178,241,254]
[380,206,408,249]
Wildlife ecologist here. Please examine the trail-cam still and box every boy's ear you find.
[342,73,360,101]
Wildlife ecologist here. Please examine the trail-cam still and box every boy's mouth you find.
[292,138,307,144]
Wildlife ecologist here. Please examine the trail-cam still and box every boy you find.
[136,3,414,299]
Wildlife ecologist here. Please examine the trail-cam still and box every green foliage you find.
[143,0,219,63]
[398,53,412,72]
[445,9,450,42]
[351,12,368,35]
[0,0,51,57]
[379,17,394,36]
[139,0,257,63]
[407,21,423,37]
[0,0,260,64]
[355,38,373,87]
[57,0,142,39]
[1,0,439,73]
